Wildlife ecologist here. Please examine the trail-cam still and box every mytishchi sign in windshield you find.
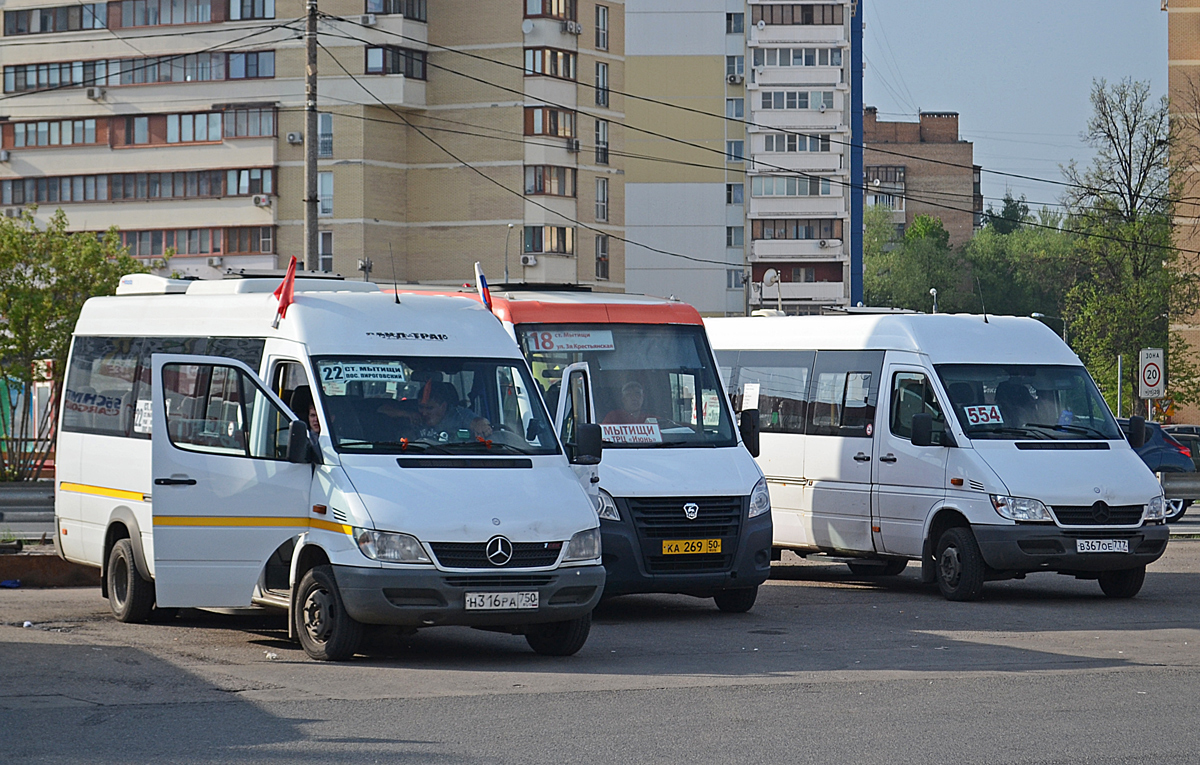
[1139,348,1164,399]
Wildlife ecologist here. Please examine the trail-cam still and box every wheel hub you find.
[939,546,962,587]
[302,588,334,643]
[112,557,128,606]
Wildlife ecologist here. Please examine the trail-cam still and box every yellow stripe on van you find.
[154,515,353,535]
[59,482,147,503]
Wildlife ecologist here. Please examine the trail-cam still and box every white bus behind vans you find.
[706,314,1169,601]
[56,274,605,659]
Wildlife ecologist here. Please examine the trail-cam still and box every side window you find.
[162,362,292,460]
[806,351,884,438]
[62,337,141,437]
[132,337,207,439]
[719,350,814,434]
[890,372,946,444]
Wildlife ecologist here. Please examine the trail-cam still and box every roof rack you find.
[221,268,345,280]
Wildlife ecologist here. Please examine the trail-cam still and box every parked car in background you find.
[1121,419,1195,522]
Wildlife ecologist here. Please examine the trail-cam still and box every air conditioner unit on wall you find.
[207,256,223,267]
[520,254,538,267]
[561,20,582,35]
[727,74,744,85]
[86,87,105,101]
[359,13,376,25]
[252,194,271,207]
[566,138,580,153]
[3,208,20,218]
[286,132,303,145]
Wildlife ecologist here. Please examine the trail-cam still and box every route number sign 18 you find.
[1139,348,1164,400]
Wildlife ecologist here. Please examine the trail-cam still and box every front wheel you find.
[525,613,591,656]
[107,538,155,623]
[935,527,986,602]
[713,586,759,613]
[1098,566,1146,598]
[1165,498,1191,523]
[295,565,363,661]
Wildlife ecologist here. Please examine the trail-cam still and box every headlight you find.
[353,528,431,563]
[595,489,620,521]
[990,495,1052,522]
[1145,495,1167,520]
[749,477,771,518]
[563,527,601,561]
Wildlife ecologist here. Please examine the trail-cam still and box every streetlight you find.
[503,223,515,284]
[929,288,938,314]
[1031,313,1067,344]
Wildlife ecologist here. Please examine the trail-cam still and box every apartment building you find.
[625,0,861,316]
[863,107,982,248]
[0,0,624,288]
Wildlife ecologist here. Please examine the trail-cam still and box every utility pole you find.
[303,0,319,272]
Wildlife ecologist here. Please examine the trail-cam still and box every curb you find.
[0,551,97,588]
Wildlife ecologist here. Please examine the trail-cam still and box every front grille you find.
[428,541,562,569]
[645,553,733,573]
[1051,504,1144,526]
[442,575,554,588]
[624,496,744,540]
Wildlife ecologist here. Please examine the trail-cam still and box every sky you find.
[863,0,1168,215]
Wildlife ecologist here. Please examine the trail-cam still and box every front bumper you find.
[973,523,1170,573]
[333,563,605,627]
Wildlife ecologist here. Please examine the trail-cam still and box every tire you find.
[935,527,986,602]
[847,560,908,577]
[107,539,155,623]
[1165,498,1191,523]
[525,613,591,656]
[713,586,759,613]
[1098,566,1146,598]
[294,565,363,661]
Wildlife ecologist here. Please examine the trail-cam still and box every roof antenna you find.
[974,275,989,323]
[388,242,400,304]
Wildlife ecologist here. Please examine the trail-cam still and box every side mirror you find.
[1128,415,1147,449]
[911,413,934,447]
[740,409,760,458]
[572,423,603,465]
[286,419,317,464]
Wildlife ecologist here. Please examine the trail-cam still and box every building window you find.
[119,226,271,258]
[524,166,576,197]
[224,226,274,255]
[750,4,844,26]
[121,0,214,25]
[166,113,222,143]
[524,225,574,254]
[228,52,275,79]
[525,0,575,20]
[759,90,834,110]
[5,4,107,35]
[524,48,576,80]
[750,218,843,241]
[524,106,576,137]
[2,50,277,93]
[726,140,744,162]
[595,62,609,107]
[1,168,273,205]
[752,175,834,197]
[124,116,150,145]
[726,12,743,33]
[595,119,609,165]
[228,0,273,20]
[725,98,744,119]
[318,113,333,157]
[726,183,743,204]
[793,266,816,283]
[727,269,744,289]
[223,107,275,138]
[8,119,98,148]
[318,171,333,216]
[365,46,427,79]
[726,226,744,247]
[595,5,608,50]
[752,47,843,68]
[595,177,608,222]
[595,234,609,280]
[865,166,906,184]
[725,55,744,77]
[762,133,832,153]
[319,231,333,271]
[366,0,426,20]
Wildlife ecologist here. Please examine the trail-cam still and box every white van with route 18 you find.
[54,271,605,659]
[706,313,1169,601]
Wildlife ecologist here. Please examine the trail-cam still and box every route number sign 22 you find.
[964,405,1003,426]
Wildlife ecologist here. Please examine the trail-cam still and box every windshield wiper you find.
[339,440,452,454]
[1024,422,1110,439]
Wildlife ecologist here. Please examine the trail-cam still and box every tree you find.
[862,203,895,262]
[865,215,969,312]
[1061,78,1199,411]
[0,209,144,481]
[985,191,1031,235]
[961,225,1075,318]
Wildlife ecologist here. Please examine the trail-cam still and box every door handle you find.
[879,454,898,463]
[853,452,871,462]
[154,478,197,486]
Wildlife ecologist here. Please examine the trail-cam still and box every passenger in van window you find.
[994,380,1038,427]
[289,386,321,435]
[603,380,653,424]
[418,380,493,440]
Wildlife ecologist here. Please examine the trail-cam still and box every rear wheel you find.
[525,613,591,656]
[107,539,154,623]
[935,527,986,602]
[1098,566,1146,598]
[295,565,363,661]
[714,586,759,613]
[847,560,908,577]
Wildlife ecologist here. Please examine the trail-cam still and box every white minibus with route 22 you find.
[55,273,605,659]
[706,314,1169,601]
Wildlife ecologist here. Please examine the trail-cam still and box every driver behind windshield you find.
[604,380,654,424]
[417,380,493,441]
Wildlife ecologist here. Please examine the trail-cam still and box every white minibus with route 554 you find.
[706,313,1169,601]
[55,273,606,659]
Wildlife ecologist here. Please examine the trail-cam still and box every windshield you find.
[936,364,1121,441]
[517,323,737,448]
[311,356,559,455]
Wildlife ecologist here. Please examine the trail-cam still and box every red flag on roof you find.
[272,256,297,329]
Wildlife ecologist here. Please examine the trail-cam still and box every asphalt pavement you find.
[4,543,1200,764]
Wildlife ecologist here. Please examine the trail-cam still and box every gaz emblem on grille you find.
[486,535,513,566]
[683,502,700,520]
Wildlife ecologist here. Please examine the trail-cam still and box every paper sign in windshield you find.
[319,363,406,395]
[742,383,761,411]
[524,330,615,352]
[134,400,153,434]
[964,404,1003,426]
[601,422,663,444]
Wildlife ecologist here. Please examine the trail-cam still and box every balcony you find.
[751,67,843,90]
[749,109,846,132]
[751,280,845,303]
[750,238,844,260]
[750,25,846,46]
[749,195,845,217]
[749,152,843,173]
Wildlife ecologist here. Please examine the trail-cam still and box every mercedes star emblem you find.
[486,535,513,566]
[1091,501,1112,525]
[683,502,700,520]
